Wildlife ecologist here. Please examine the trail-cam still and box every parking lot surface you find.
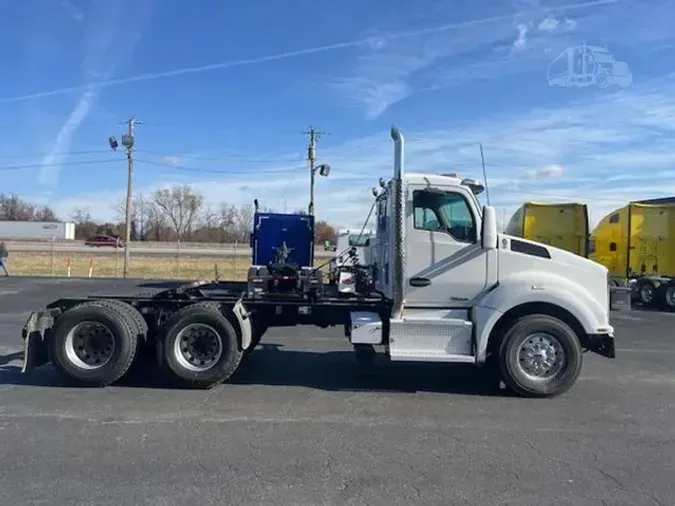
[0,277,674,505]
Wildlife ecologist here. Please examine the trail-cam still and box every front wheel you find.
[498,314,583,398]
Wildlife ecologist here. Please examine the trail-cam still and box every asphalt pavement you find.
[0,277,673,505]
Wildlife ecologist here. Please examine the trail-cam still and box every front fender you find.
[473,272,608,363]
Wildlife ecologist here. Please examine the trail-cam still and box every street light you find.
[309,163,330,215]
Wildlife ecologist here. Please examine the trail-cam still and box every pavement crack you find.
[595,465,625,488]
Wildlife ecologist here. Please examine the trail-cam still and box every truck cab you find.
[352,127,615,397]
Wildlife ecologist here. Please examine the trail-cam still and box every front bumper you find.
[21,309,60,373]
[586,332,616,359]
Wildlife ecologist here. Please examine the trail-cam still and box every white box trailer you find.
[0,221,75,240]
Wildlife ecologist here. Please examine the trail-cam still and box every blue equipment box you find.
[250,212,315,267]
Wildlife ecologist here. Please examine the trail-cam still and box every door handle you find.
[409,277,431,287]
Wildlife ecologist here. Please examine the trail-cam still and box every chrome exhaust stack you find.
[390,126,405,319]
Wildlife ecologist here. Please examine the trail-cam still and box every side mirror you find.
[482,205,498,250]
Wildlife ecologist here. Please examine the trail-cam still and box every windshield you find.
[348,234,370,247]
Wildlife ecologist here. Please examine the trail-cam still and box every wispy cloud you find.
[40,75,675,231]
[38,85,97,186]
[525,164,566,179]
[60,0,84,22]
[38,0,155,187]
[0,0,619,105]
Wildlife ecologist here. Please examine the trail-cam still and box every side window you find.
[412,190,477,243]
[588,238,596,254]
[609,213,619,224]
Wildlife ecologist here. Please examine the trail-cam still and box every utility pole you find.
[304,126,329,216]
[108,117,140,278]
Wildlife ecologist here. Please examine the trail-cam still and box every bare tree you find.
[232,204,254,242]
[114,194,154,241]
[153,185,204,243]
[0,193,59,221]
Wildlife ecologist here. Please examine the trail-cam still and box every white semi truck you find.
[20,127,615,398]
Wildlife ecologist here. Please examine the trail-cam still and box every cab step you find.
[388,316,475,363]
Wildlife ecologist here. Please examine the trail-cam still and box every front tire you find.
[158,302,243,389]
[498,314,583,398]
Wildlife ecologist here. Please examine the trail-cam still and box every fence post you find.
[233,241,237,278]
[50,236,55,276]
[67,258,72,278]
[176,239,181,276]
[114,246,119,277]
[88,258,93,278]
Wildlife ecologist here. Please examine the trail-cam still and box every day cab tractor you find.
[20,127,615,398]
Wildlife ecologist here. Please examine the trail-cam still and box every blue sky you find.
[1,0,674,230]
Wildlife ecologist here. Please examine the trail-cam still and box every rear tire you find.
[158,302,243,389]
[48,302,138,387]
[498,314,583,398]
[658,284,675,311]
[637,279,658,307]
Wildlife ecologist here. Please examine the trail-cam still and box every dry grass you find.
[8,252,250,280]
[8,252,331,280]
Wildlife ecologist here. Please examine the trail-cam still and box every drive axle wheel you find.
[158,302,243,389]
[48,303,138,387]
[661,285,675,311]
[498,314,582,398]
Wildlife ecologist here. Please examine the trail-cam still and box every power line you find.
[137,158,307,176]
[136,149,305,164]
[0,149,114,160]
[0,158,121,171]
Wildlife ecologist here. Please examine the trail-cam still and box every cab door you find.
[404,186,488,308]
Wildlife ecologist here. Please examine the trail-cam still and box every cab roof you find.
[403,172,466,187]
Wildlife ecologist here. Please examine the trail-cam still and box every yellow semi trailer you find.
[504,202,589,257]
[589,198,675,309]
[505,198,675,310]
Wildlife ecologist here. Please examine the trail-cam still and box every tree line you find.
[0,187,338,244]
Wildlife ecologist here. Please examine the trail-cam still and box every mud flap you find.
[232,299,252,350]
[21,309,61,373]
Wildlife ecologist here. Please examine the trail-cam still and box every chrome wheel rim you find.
[65,321,115,370]
[517,333,565,380]
[173,323,223,372]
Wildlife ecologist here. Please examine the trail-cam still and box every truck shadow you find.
[0,345,509,398]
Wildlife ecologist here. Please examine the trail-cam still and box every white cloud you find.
[161,155,183,167]
[513,23,530,50]
[537,16,578,33]
[525,164,566,179]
